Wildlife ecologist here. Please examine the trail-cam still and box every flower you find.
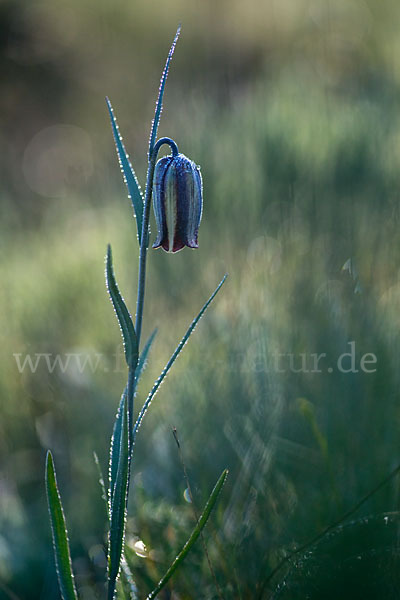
[152,153,203,252]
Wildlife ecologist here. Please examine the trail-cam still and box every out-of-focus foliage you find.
[2,0,400,598]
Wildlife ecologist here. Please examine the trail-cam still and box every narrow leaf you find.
[116,580,129,600]
[93,451,109,522]
[109,391,126,510]
[146,469,228,600]
[135,328,157,387]
[106,245,138,369]
[148,26,181,158]
[108,395,130,600]
[106,97,144,243]
[45,451,78,600]
[121,558,139,600]
[133,275,227,441]
[105,433,139,597]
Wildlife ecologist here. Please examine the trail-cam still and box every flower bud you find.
[152,153,203,253]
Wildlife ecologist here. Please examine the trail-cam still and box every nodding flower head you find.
[152,153,203,253]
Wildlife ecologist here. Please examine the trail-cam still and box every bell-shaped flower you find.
[152,153,203,253]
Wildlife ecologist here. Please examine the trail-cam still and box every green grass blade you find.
[45,451,78,600]
[109,391,126,510]
[103,438,139,596]
[106,245,138,369]
[106,97,144,243]
[108,395,130,600]
[148,26,181,158]
[116,580,129,600]
[116,558,139,600]
[133,275,227,441]
[93,451,109,523]
[121,558,139,600]
[135,328,157,387]
[146,469,228,600]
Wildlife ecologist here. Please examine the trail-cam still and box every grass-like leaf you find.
[146,469,228,599]
[135,328,157,388]
[106,97,144,243]
[109,391,126,510]
[148,26,181,158]
[133,275,227,441]
[45,451,78,600]
[106,245,138,369]
[121,558,139,600]
[108,395,130,600]
[104,432,139,597]
[93,451,109,522]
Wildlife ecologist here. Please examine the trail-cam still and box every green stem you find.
[134,137,178,348]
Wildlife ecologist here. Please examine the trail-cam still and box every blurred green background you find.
[2,0,400,598]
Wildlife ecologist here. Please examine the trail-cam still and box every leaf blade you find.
[109,391,126,509]
[121,558,139,600]
[106,245,138,369]
[133,275,227,441]
[94,451,109,522]
[106,97,144,243]
[148,26,181,158]
[135,328,157,388]
[108,395,130,600]
[146,469,228,600]
[45,451,78,600]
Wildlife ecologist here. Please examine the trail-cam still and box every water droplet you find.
[131,539,147,558]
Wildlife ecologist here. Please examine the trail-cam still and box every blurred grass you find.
[2,0,400,598]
